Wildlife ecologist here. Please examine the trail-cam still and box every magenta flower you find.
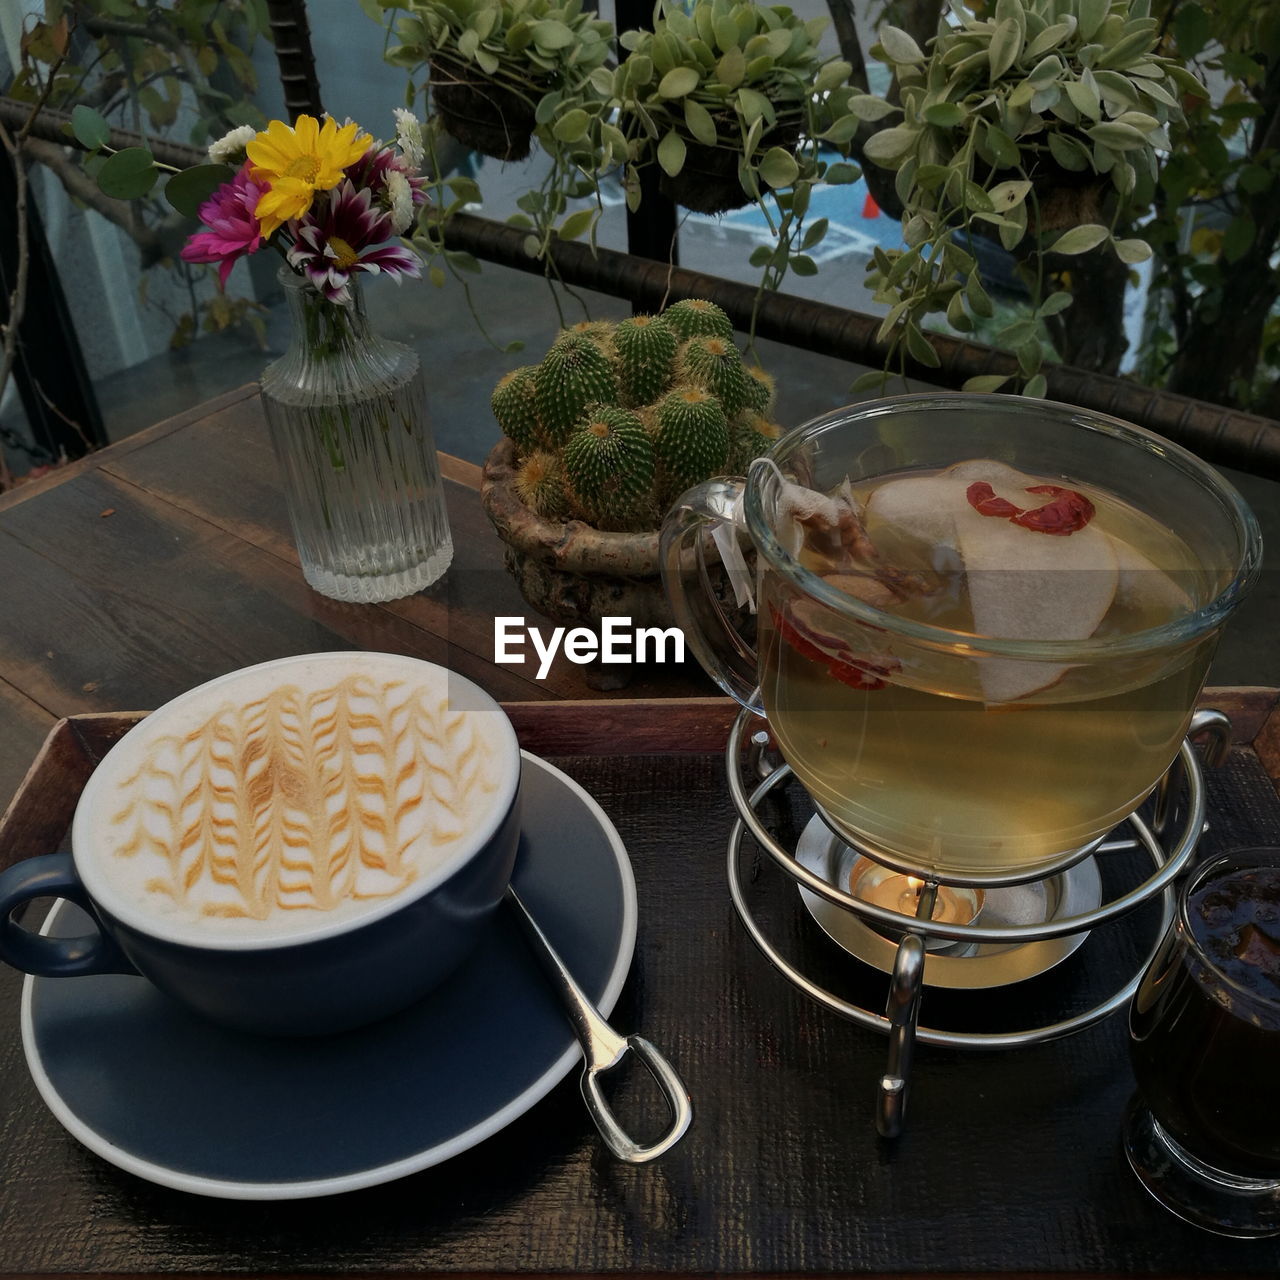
[286,180,421,304]
[180,163,264,288]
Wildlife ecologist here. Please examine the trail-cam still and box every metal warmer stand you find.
[724,705,1231,1138]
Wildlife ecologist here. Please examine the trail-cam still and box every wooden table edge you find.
[0,385,262,513]
[0,1269,1240,1280]
[9,685,1279,765]
[0,385,483,516]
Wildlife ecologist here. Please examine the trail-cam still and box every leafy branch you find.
[3,0,268,363]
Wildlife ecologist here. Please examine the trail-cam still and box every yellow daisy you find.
[247,115,371,237]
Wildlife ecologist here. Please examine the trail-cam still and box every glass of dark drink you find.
[1126,847,1280,1237]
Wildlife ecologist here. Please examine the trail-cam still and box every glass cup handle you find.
[660,478,764,715]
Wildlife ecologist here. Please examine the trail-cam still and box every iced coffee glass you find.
[661,394,1261,881]
[1126,847,1280,1236]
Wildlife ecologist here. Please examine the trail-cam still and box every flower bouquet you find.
[181,112,453,605]
[184,111,426,300]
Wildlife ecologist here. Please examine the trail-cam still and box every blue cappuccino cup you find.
[0,653,522,1036]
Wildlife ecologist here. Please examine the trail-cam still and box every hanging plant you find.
[382,0,865,338]
[610,0,850,214]
[857,0,1200,396]
[385,0,626,318]
[387,0,615,162]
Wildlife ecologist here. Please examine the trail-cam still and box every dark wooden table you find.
[4,390,1280,1276]
[0,385,713,803]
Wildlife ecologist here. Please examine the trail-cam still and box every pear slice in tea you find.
[951,464,1118,702]
[862,471,964,575]
[1104,535,1196,634]
[854,460,1127,700]
[941,458,1037,489]
[822,571,900,611]
[860,458,1055,573]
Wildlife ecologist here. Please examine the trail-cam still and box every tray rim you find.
[2,688,1277,875]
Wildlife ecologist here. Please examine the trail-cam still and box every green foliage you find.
[12,0,267,143]
[492,300,780,529]
[164,163,234,217]
[96,146,160,199]
[386,0,863,327]
[861,0,1194,393]
[609,0,864,304]
[388,0,622,263]
[70,104,110,150]
[611,0,853,197]
[1136,0,1280,409]
[387,0,613,88]
[9,0,268,348]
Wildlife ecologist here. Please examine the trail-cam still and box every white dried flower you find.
[386,169,415,234]
[207,124,257,166]
[393,107,425,170]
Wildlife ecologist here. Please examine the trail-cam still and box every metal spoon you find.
[505,885,692,1163]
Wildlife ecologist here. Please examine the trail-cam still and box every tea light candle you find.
[848,859,984,930]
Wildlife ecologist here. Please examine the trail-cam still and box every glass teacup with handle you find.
[661,393,1261,885]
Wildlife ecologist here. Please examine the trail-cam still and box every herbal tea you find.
[759,459,1223,878]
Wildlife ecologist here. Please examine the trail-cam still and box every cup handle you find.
[660,477,764,715]
[0,852,138,977]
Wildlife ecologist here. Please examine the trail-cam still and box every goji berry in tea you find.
[769,603,900,691]
[965,481,1094,536]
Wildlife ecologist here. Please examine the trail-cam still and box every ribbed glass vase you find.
[259,268,453,603]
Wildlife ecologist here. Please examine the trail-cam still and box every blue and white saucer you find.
[21,752,636,1200]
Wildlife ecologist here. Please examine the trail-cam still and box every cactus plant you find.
[489,299,783,530]
[662,298,734,342]
[513,450,570,521]
[534,331,619,446]
[653,387,730,494]
[728,412,781,473]
[563,407,656,528]
[613,314,678,406]
[743,365,776,417]
[490,366,541,454]
[678,335,750,418]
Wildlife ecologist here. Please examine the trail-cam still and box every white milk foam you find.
[88,656,513,938]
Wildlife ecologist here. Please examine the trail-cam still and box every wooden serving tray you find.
[1,691,1279,1278]
[0,697,742,872]
[4,690,1276,871]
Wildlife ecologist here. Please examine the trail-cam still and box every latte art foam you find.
[99,666,508,933]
